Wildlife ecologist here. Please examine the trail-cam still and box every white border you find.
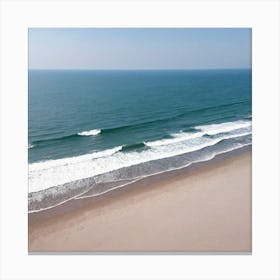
[0,0,279,279]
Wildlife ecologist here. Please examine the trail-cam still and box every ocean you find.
[28,69,252,212]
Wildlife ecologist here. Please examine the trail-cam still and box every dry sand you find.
[28,151,251,252]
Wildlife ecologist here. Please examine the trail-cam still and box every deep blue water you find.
[29,69,251,162]
[28,69,252,211]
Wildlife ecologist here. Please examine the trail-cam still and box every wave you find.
[29,146,122,173]
[28,144,34,149]
[120,142,146,152]
[195,120,251,135]
[33,129,101,144]
[74,143,251,202]
[77,129,101,136]
[29,141,252,212]
[145,132,204,147]
[31,118,175,145]
[29,100,251,146]
[33,133,80,145]
[146,120,251,147]
[29,120,251,193]
[99,101,250,135]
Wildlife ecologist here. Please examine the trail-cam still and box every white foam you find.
[195,120,251,135]
[29,140,251,213]
[28,128,251,193]
[77,129,101,136]
[29,146,122,172]
[28,144,34,149]
[145,120,251,148]
[145,131,204,147]
[75,142,250,201]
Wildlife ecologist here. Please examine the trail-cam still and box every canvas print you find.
[28,28,252,252]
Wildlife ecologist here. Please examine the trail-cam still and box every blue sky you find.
[29,28,251,70]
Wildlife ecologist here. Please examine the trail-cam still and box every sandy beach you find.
[28,151,251,253]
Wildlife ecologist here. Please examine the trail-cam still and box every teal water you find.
[28,69,252,211]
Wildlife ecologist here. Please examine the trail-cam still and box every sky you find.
[29,28,251,70]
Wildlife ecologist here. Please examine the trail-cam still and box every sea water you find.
[28,69,252,211]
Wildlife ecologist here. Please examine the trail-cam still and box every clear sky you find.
[29,28,251,70]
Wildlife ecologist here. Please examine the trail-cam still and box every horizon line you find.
[29,67,252,71]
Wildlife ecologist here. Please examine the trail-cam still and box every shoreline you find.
[28,131,252,213]
[29,148,252,252]
[29,145,251,222]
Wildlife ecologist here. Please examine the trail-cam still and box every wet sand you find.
[29,151,251,253]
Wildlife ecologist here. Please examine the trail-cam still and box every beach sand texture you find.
[29,152,251,252]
